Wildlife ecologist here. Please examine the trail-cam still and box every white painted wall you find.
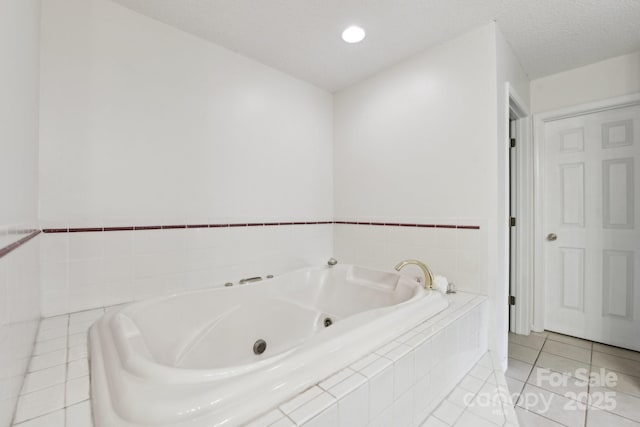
[333,23,531,369]
[0,0,42,425]
[494,24,531,370]
[0,0,40,241]
[39,0,333,227]
[333,25,497,295]
[38,0,334,315]
[531,51,640,114]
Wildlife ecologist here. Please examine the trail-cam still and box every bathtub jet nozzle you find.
[253,339,267,355]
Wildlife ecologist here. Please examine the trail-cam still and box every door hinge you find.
[510,217,516,227]
[509,295,516,306]
[510,138,516,148]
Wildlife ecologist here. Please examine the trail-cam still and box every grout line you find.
[518,407,572,426]
[511,333,587,427]
[583,341,593,427]
[516,334,547,406]
[64,314,70,413]
[591,347,640,364]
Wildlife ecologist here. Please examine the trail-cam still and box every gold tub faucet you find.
[394,259,434,290]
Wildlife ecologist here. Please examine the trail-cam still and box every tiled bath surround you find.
[39,221,482,316]
[248,293,490,427]
[39,224,333,317]
[334,221,488,295]
[12,293,491,427]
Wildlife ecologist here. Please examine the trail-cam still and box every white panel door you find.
[544,104,640,351]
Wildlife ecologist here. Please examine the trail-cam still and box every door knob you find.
[547,233,557,241]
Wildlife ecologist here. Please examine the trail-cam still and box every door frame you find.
[507,83,533,335]
[532,92,640,332]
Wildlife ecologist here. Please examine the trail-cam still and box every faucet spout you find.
[394,259,434,290]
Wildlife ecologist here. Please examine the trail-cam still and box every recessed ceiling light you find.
[341,26,365,44]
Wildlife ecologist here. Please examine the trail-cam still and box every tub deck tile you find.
[318,368,355,391]
[280,386,323,415]
[246,409,289,427]
[325,372,367,399]
[349,353,381,372]
[358,356,393,379]
[287,391,336,425]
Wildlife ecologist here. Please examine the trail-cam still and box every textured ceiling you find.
[110,0,640,92]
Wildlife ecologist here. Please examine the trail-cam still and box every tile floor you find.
[12,307,640,427]
[10,307,114,427]
[421,351,519,427]
[507,330,640,427]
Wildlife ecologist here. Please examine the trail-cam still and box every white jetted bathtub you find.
[90,264,449,426]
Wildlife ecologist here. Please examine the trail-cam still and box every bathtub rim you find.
[90,265,450,426]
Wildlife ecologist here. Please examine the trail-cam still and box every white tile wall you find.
[249,293,490,427]
[0,240,41,427]
[334,223,489,295]
[40,225,333,316]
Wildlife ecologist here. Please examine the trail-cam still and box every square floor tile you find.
[593,343,640,363]
[69,308,104,325]
[586,407,640,427]
[38,316,68,332]
[535,352,590,377]
[67,333,87,348]
[518,384,586,427]
[506,358,533,382]
[592,352,640,378]
[21,365,66,394]
[36,327,66,343]
[66,400,93,427]
[506,377,525,403]
[433,400,464,424]
[515,407,564,427]
[590,366,640,398]
[447,386,475,408]
[32,337,66,356]
[454,410,496,427]
[509,342,540,364]
[28,349,67,372]
[419,416,449,427]
[590,386,640,422]
[12,409,64,427]
[545,332,592,350]
[509,333,545,350]
[527,367,589,402]
[66,376,90,406]
[68,344,88,362]
[467,364,492,382]
[542,339,591,364]
[68,321,95,336]
[458,374,485,394]
[67,358,89,380]
[14,384,65,424]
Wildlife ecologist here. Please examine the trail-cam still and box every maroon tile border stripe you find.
[41,221,335,233]
[41,221,479,233]
[0,230,41,260]
[0,220,478,258]
[333,221,480,230]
